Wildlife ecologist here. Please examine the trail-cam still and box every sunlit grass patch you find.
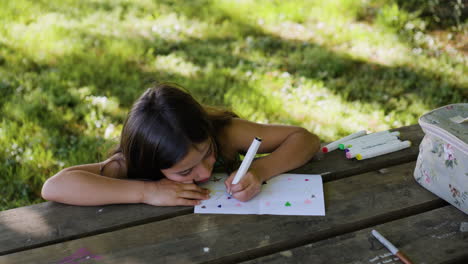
[215,0,366,24]
[3,13,82,65]
[261,20,408,67]
[151,54,201,77]
[254,71,413,141]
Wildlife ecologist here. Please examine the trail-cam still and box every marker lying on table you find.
[371,229,413,264]
[344,135,400,153]
[340,131,400,149]
[345,139,401,159]
[356,140,411,160]
[229,137,262,195]
[338,131,390,150]
[322,130,366,153]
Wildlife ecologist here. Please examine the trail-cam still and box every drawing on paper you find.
[194,173,325,216]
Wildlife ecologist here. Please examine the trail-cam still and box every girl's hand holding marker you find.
[322,130,411,160]
[225,137,262,201]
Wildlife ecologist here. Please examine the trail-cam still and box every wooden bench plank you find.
[0,203,192,255]
[0,125,424,255]
[0,161,446,264]
[243,206,468,264]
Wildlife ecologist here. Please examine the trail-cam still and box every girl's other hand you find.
[142,178,210,206]
[224,169,263,202]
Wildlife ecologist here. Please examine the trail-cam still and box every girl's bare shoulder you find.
[216,118,244,154]
[100,153,127,179]
[58,153,127,179]
[216,118,261,153]
[216,117,313,154]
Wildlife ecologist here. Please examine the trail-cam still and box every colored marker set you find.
[321,130,411,160]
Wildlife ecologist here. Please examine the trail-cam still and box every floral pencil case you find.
[414,103,468,214]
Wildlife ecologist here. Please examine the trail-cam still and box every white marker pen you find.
[230,137,262,194]
[322,130,367,153]
[345,139,401,159]
[346,136,400,152]
[371,230,413,264]
[356,140,411,160]
[342,131,400,149]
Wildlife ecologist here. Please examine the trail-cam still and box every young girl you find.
[41,83,320,206]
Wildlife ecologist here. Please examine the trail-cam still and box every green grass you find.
[0,0,466,210]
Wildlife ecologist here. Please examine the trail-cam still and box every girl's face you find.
[161,139,216,184]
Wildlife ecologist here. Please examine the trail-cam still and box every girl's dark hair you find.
[115,83,237,180]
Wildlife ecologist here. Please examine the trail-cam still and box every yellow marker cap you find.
[356,154,362,160]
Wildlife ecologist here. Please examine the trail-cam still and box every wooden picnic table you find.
[0,124,467,264]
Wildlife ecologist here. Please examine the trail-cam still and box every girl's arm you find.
[223,118,320,201]
[41,156,210,206]
[41,166,145,206]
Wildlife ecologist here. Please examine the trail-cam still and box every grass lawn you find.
[0,0,466,210]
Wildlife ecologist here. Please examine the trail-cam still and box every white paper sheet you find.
[194,173,325,216]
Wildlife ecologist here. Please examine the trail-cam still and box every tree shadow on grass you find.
[5,0,466,110]
[137,0,468,109]
[1,1,466,142]
[395,0,468,30]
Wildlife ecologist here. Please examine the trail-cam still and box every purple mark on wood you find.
[57,247,102,264]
